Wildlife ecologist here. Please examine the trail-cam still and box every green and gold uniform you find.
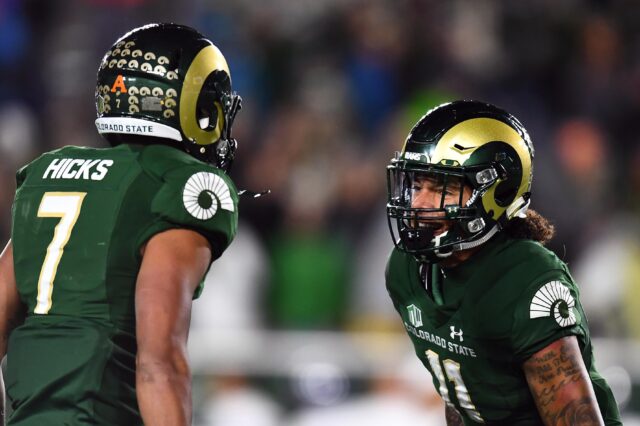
[7,143,238,425]
[386,233,621,425]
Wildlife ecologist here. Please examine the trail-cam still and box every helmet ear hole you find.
[494,180,519,207]
[195,70,228,133]
[197,106,217,131]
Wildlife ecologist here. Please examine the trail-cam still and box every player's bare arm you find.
[445,404,464,426]
[0,241,24,356]
[0,241,25,423]
[523,336,604,426]
[135,229,212,426]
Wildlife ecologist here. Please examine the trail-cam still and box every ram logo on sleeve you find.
[182,172,234,220]
[529,280,576,327]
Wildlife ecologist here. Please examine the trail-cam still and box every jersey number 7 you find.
[34,192,87,314]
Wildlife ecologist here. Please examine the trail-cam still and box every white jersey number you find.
[425,349,485,423]
[35,192,86,314]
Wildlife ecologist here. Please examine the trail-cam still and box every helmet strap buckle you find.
[475,168,498,185]
[466,217,485,233]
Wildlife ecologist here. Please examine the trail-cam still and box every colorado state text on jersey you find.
[404,322,477,357]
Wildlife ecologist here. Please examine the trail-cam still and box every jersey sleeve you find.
[138,164,239,263]
[510,269,586,363]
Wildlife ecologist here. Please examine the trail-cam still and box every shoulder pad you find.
[386,247,411,283]
[465,237,575,341]
[385,247,418,302]
[499,238,567,274]
[14,146,72,189]
[150,161,239,260]
[510,271,584,362]
[16,164,28,189]
[137,144,202,174]
[481,238,572,300]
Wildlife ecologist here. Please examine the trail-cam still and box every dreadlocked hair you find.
[503,209,555,245]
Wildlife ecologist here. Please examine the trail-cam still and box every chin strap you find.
[452,224,500,252]
[432,223,500,258]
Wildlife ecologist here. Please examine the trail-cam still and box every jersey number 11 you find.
[425,349,485,423]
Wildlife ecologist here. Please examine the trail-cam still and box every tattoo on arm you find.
[445,404,464,426]
[554,397,604,426]
[523,337,604,426]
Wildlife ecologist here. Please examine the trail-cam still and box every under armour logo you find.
[450,325,463,342]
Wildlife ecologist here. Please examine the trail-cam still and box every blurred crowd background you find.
[2,0,640,424]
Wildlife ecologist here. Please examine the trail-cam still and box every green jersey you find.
[7,143,238,425]
[385,233,621,425]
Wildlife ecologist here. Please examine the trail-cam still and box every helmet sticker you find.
[110,75,128,93]
[182,172,235,220]
[529,281,576,327]
[141,97,162,112]
[404,151,430,162]
[95,117,181,141]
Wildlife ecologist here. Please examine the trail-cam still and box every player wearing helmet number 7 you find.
[385,101,621,425]
[0,23,241,425]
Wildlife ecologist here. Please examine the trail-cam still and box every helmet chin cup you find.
[399,227,435,252]
[433,231,454,258]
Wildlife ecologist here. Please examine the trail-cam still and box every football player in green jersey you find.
[0,23,242,425]
[385,101,621,425]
